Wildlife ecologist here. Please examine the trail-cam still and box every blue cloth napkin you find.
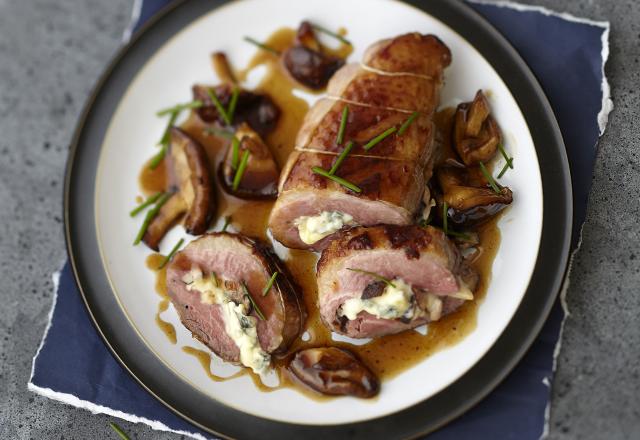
[29,1,611,439]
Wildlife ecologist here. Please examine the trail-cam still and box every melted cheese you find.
[338,277,474,323]
[340,278,415,320]
[183,268,270,377]
[294,211,354,245]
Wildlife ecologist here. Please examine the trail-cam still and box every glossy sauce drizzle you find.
[139,27,500,397]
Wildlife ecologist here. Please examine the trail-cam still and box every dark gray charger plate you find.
[64,0,573,438]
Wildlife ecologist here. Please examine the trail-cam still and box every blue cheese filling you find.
[294,211,354,245]
[339,277,475,322]
[340,278,416,321]
[183,268,270,377]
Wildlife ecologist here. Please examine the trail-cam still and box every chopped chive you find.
[156,100,203,117]
[311,166,361,193]
[347,268,396,288]
[448,230,472,240]
[329,141,354,175]
[148,143,167,170]
[232,150,251,191]
[497,143,514,179]
[336,105,349,145]
[311,24,352,46]
[204,127,235,139]
[158,111,179,146]
[231,136,240,170]
[226,86,239,123]
[211,271,219,287]
[243,36,281,55]
[242,281,265,320]
[129,192,163,217]
[262,272,279,296]
[443,201,449,234]
[497,161,510,179]
[497,143,514,169]
[221,216,232,232]
[442,201,471,241]
[398,111,420,136]
[479,162,501,194]
[363,126,397,151]
[158,238,184,269]
[109,422,131,440]
[206,88,231,126]
[133,193,172,245]
[150,110,179,170]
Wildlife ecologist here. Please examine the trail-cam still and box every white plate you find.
[95,0,542,425]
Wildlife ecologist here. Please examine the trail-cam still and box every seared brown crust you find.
[269,33,451,250]
[281,151,424,207]
[317,225,443,273]
[362,33,452,76]
[327,65,439,113]
[295,99,433,164]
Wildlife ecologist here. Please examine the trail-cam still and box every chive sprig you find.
[232,149,251,191]
[312,166,361,193]
[133,193,172,245]
[479,162,501,194]
[158,238,184,269]
[243,281,266,320]
[129,192,163,217]
[262,272,279,296]
[347,268,396,288]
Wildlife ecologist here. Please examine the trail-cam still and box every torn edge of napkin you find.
[27,384,208,440]
[26,266,209,440]
[122,0,143,44]
[466,2,613,439]
[30,2,613,439]
[469,0,613,134]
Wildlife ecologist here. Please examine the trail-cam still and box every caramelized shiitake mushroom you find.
[282,21,345,90]
[289,347,379,398]
[142,128,215,250]
[436,166,512,227]
[454,90,502,166]
[192,84,280,137]
[218,123,279,200]
[210,51,237,85]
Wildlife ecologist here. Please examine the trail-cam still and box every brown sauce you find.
[139,27,501,397]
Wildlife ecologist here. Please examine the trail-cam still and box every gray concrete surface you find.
[0,0,637,439]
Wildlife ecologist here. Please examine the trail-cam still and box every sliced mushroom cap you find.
[436,166,512,227]
[289,347,379,398]
[218,123,280,199]
[210,51,237,85]
[282,21,345,90]
[454,90,502,166]
[142,128,215,251]
[192,84,280,137]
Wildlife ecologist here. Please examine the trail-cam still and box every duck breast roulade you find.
[166,233,306,376]
[268,33,452,250]
[317,225,476,339]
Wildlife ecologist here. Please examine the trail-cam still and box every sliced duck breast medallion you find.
[166,233,306,373]
[269,151,425,250]
[317,225,474,339]
[268,33,451,250]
